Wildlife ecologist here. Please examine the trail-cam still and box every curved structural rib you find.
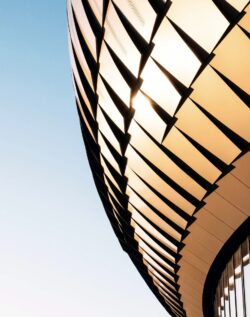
[67,1,250,316]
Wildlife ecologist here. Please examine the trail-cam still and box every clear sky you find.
[0,1,169,316]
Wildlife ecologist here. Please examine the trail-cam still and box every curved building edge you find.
[67,0,250,316]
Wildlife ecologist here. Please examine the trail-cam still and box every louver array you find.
[214,236,250,317]
[67,1,250,316]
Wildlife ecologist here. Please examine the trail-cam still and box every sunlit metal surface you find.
[67,1,250,316]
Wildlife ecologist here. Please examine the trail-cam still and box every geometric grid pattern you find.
[67,1,250,316]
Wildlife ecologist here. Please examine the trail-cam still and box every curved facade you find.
[67,1,250,316]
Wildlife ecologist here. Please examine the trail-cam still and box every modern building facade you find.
[67,1,250,316]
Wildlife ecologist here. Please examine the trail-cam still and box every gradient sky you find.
[0,2,169,316]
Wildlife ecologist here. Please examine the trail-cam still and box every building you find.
[67,1,250,316]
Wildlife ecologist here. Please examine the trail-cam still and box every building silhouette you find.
[67,1,250,316]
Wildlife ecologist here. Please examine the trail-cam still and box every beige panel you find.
[131,210,178,252]
[167,0,229,52]
[178,259,206,317]
[184,223,223,254]
[76,97,96,141]
[88,0,103,24]
[69,42,95,118]
[96,76,125,132]
[181,292,203,314]
[163,126,221,184]
[71,0,97,58]
[126,168,187,229]
[151,17,201,86]
[179,257,206,283]
[126,167,188,229]
[108,193,120,215]
[181,249,211,275]
[134,228,176,263]
[179,261,205,286]
[141,58,181,116]
[125,147,195,219]
[100,156,121,193]
[191,66,250,142]
[104,177,122,207]
[132,91,166,143]
[181,221,223,256]
[211,26,250,94]
[175,98,240,164]
[127,186,182,241]
[98,132,121,174]
[157,287,180,306]
[153,278,179,300]
[180,286,202,306]
[204,193,247,229]
[112,0,156,41]
[105,3,141,76]
[138,239,175,272]
[99,43,131,107]
[182,296,202,317]
[128,121,206,201]
[232,152,250,187]
[68,4,94,89]
[180,286,205,306]
[97,106,122,154]
[239,4,250,33]
[226,0,249,11]
[70,39,94,90]
[147,265,176,291]
[216,173,250,216]
[108,199,122,228]
[194,208,233,242]
[179,269,205,316]
[143,254,175,281]
[158,292,184,316]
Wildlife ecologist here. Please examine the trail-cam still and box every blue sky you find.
[0,1,168,316]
